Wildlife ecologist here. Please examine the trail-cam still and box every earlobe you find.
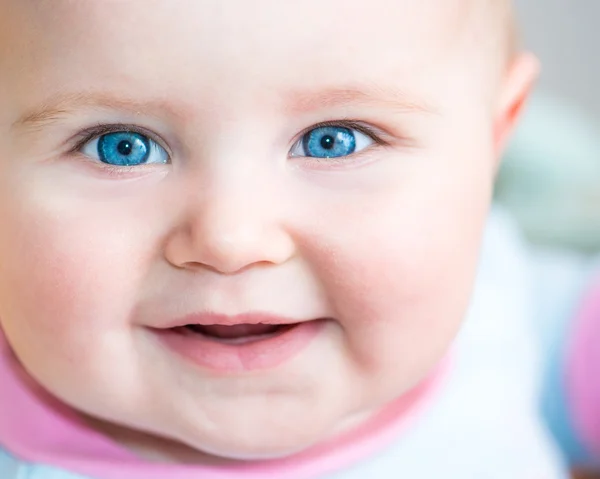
[494,52,540,158]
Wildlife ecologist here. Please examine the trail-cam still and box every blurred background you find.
[495,0,600,252]
[516,0,600,117]
[503,5,600,477]
[496,5,600,479]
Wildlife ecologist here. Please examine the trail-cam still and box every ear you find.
[494,52,540,159]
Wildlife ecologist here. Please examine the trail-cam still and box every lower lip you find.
[150,320,325,372]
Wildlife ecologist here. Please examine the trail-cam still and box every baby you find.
[0,0,568,477]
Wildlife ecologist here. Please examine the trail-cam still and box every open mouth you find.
[172,323,298,345]
[152,316,326,371]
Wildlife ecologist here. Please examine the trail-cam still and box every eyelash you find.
[292,119,388,149]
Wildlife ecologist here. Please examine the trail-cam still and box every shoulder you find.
[484,209,600,467]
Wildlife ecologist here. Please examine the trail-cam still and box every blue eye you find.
[80,131,169,166]
[290,126,374,159]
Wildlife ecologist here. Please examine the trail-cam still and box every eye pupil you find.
[117,140,133,156]
[320,135,335,150]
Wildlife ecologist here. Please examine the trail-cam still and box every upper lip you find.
[157,312,304,329]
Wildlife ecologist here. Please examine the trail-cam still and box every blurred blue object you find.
[531,250,594,466]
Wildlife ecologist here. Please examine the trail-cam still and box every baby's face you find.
[0,0,530,460]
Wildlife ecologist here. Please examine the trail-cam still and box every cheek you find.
[0,180,152,362]
[302,154,493,380]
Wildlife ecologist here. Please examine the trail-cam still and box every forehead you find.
[6,0,467,44]
[1,0,477,121]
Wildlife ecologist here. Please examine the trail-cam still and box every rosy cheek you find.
[0,190,145,354]
[299,191,484,375]
[0,224,94,350]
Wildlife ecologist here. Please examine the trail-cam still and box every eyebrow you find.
[12,84,436,132]
[285,85,437,116]
[11,91,189,132]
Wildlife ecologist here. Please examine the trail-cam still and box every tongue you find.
[196,323,281,339]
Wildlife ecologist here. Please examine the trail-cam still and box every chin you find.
[202,442,311,462]
[170,417,332,462]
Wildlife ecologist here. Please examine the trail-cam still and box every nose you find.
[163,182,296,275]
